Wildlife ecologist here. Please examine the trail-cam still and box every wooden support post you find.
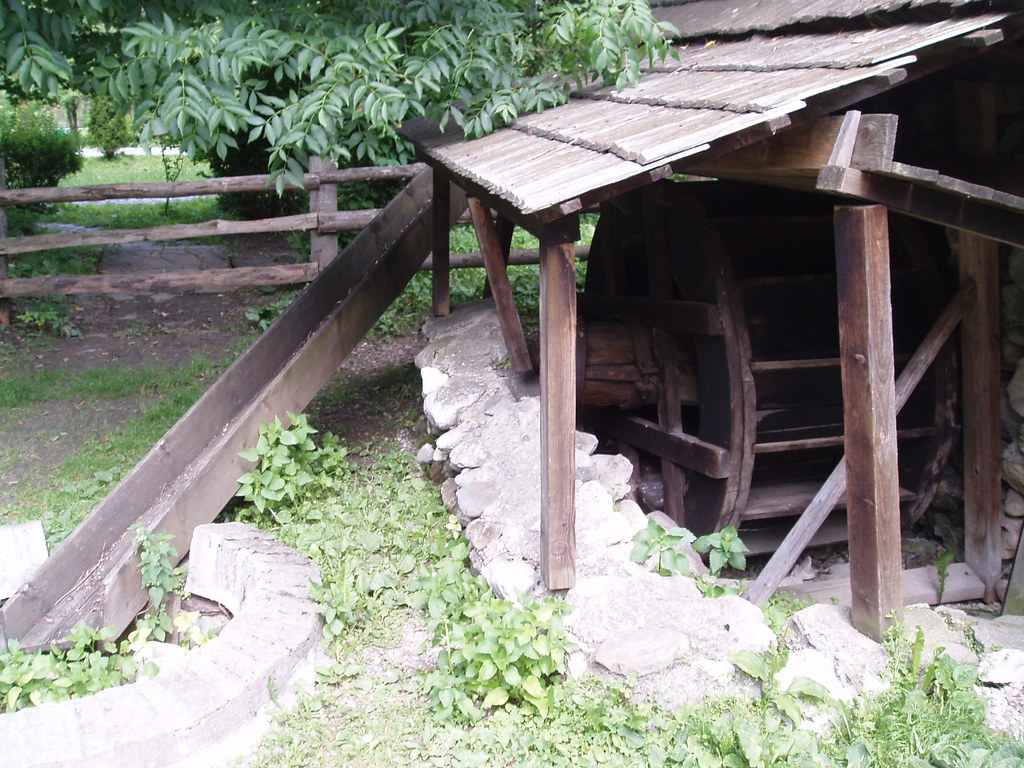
[482,215,514,300]
[957,80,1002,602]
[836,204,903,641]
[0,157,9,325]
[468,197,533,373]
[432,172,451,316]
[309,156,339,269]
[539,214,580,590]
[644,186,688,523]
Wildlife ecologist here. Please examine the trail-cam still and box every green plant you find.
[630,519,748,597]
[0,100,82,189]
[729,648,830,726]
[86,96,134,160]
[132,523,185,641]
[936,549,956,602]
[14,298,81,337]
[244,290,300,331]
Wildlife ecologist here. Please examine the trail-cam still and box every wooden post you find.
[467,197,532,373]
[0,157,9,325]
[482,215,514,300]
[309,156,339,269]
[540,214,580,590]
[836,204,903,641]
[956,81,1002,602]
[432,172,451,316]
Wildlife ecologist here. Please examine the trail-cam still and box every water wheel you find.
[577,180,959,544]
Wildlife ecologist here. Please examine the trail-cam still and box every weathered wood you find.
[0,164,424,207]
[468,197,532,373]
[835,204,903,641]
[782,563,985,607]
[310,210,381,232]
[957,80,1003,603]
[577,293,723,335]
[746,280,975,605]
[309,156,339,268]
[744,481,915,520]
[432,173,451,316]
[1004,519,1024,615]
[0,263,317,298]
[581,409,730,480]
[688,112,896,180]
[420,244,589,271]
[0,169,466,649]
[539,215,579,591]
[0,214,320,256]
[816,166,1024,248]
[482,215,514,300]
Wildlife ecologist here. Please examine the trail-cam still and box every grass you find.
[61,153,212,187]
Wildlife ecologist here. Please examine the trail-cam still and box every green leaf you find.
[481,686,508,708]
[730,650,770,682]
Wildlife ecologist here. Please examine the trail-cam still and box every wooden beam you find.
[432,172,451,316]
[0,164,425,207]
[957,80,1002,602]
[0,158,8,325]
[468,196,533,373]
[539,215,579,590]
[309,156,339,269]
[482,214,514,300]
[577,293,722,336]
[783,563,985,607]
[0,263,317,298]
[420,244,589,271]
[688,112,896,182]
[581,409,730,479]
[836,204,903,641]
[746,281,975,606]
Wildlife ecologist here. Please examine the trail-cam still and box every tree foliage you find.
[0,0,675,184]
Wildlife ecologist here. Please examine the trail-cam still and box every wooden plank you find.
[577,293,723,335]
[0,169,467,649]
[836,204,903,641]
[754,427,935,455]
[539,216,579,591]
[0,263,318,298]
[742,512,849,557]
[432,173,451,316]
[0,158,7,324]
[1004,518,1024,615]
[420,244,589,271]
[481,214,514,300]
[581,409,730,480]
[783,563,985,607]
[0,164,424,207]
[0,213,320,256]
[957,80,1003,603]
[744,481,916,519]
[309,156,339,268]
[468,196,532,373]
[818,166,1024,248]
[746,280,975,605]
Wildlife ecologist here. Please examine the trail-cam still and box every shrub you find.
[0,101,82,189]
[86,96,134,160]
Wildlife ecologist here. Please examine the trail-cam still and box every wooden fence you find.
[0,159,424,322]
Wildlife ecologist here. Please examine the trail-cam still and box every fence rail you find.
[0,160,422,311]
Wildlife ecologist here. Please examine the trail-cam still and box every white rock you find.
[415,443,435,464]
[1003,515,1024,561]
[776,648,854,701]
[595,627,691,677]
[481,558,538,602]
[576,431,600,456]
[591,453,636,501]
[420,366,449,396]
[1003,442,1024,497]
[567,651,590,679]
[1006,489,1024,518]
[980,649,1024,685]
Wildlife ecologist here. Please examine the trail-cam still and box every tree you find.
[0,1,674,184]
[87,96,134,159]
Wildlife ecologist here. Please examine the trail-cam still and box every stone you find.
[435,424,469,451]
[575,449,595,482]
[1007,490,1024,518]
[930,466,965,513]
[980,649,1024,685]
[787,604,889,694]
[415,443,434,464]
[1004,515,1024,561]
[480,558,538,602]
[1004,284,1024,326]
[590,453,636,501]
[780,555,816,587]
[776,648,854,701]
[1009,246,1024,289]
[902,605,978,666]
[576,431,599,456]
[423,380,486,431]
[595,627,691,677]
[1009,359,1024,419]
[455,481,500,521]
[1003,441,1024,497]
[615,499,648,541]
[0,520,48,600]
[973,615,1024,653]
[420,366,449,396]
[646,511,709,577]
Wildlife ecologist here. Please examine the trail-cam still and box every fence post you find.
[0,157,9,325]
[309,156,339,270]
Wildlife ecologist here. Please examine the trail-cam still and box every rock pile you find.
[415,300,1024,735]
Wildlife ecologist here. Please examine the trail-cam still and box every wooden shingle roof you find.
[401,2,1019,221]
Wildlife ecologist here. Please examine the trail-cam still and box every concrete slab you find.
[0,521,48,600]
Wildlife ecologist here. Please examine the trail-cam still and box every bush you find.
[86,96,134,160]
[0,101,82,189]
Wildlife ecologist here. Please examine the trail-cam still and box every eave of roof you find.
[400,7,1018,223]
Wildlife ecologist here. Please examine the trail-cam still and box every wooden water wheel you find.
[577,180,959,545]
